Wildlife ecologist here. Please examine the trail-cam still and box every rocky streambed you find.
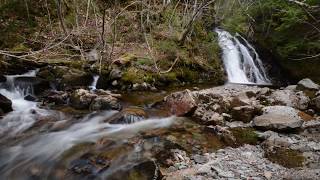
[159,78,320,179]
[0,71,320,179]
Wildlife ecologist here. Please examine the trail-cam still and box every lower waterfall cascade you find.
[216,29,271,85]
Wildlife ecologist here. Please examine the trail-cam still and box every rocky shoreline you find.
[160,78,320,179]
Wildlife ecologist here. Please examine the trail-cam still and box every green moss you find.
[230,128,259,145]
[265,147,305,168]
[122,67,145,84]
[136,57,153,66]
[160,72,178,83]
[12,43,30,52]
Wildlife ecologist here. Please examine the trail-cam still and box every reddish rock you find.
[163,89,197,116]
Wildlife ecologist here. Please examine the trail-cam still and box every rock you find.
[70,89,97,109]
[192,155,208,164]
[230,95,250,107]
[0,93,13,113]
[24,95,37,101]
[313,96,320,111]
[33,78,51,95]
[269,90,310,110]
[90,95,121,111]
[109,68,122,80]
[111,80,118,86]
[46,90,69,105]
[222,113,232,121]
[253,106,303,131]
[95,89,121,98]
[105,160,161,180]
[0,75,6,83]
[284,169,320,180]
[193,107,224,125]
[105,107,147,124]
[296,78,320,98]
[259,87,271,96]
[61,68,93,88]
[285,85,297,91]
[132,82,149,91]
[305,109,315,116]
[70,153,110,176]
[163,89,196,116]
[209,125,236,145]
[176,145,287,179]
[231,106,256,123]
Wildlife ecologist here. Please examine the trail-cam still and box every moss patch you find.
[230,128,259,145]
[265,147,305,168]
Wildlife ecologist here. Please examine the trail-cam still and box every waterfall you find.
[216,29,271,84]
[89,75,99,91]
[0,70,51,137]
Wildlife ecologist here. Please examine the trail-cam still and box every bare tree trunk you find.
[179,0,216,45]
[57,0,69,36]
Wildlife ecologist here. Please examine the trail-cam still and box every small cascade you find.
[89,75,99,91]
[0,70,51,137]
[2,70,37,96]
[216,29,271,84]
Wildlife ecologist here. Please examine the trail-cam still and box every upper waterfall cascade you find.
[216,29,271,84]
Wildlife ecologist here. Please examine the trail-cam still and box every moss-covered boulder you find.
[38,66,93,89]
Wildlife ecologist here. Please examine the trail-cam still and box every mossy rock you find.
[265,147,305,168]
[230,128,259,146]
[61,69,93,87]
[39,66,93,88]
[122,67,146,84]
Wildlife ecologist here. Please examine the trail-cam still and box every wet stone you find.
[192,154,208,164]
[24,94,37,102]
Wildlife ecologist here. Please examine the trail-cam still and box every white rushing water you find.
[0,70,177,178]
[0,110,176,178]
[0,70,53,137]
[89,75,100,91]
[216,29,271,84]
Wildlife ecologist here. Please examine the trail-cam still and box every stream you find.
[0,30,273,179]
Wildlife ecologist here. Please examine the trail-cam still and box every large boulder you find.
[38,66,93,89]
[70,89,97,109]
[296,78,320,98]
[90,95,121,111]
[163,89,197,116]
[193,107,224,125]
[70,89,121,111]
[269,90,310,110]
[231,106,257,123]
[46,90,69,105]
[109,68,122,80]
[252,106,304,132]
[61,68,93,88]
[0,93,13,113]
